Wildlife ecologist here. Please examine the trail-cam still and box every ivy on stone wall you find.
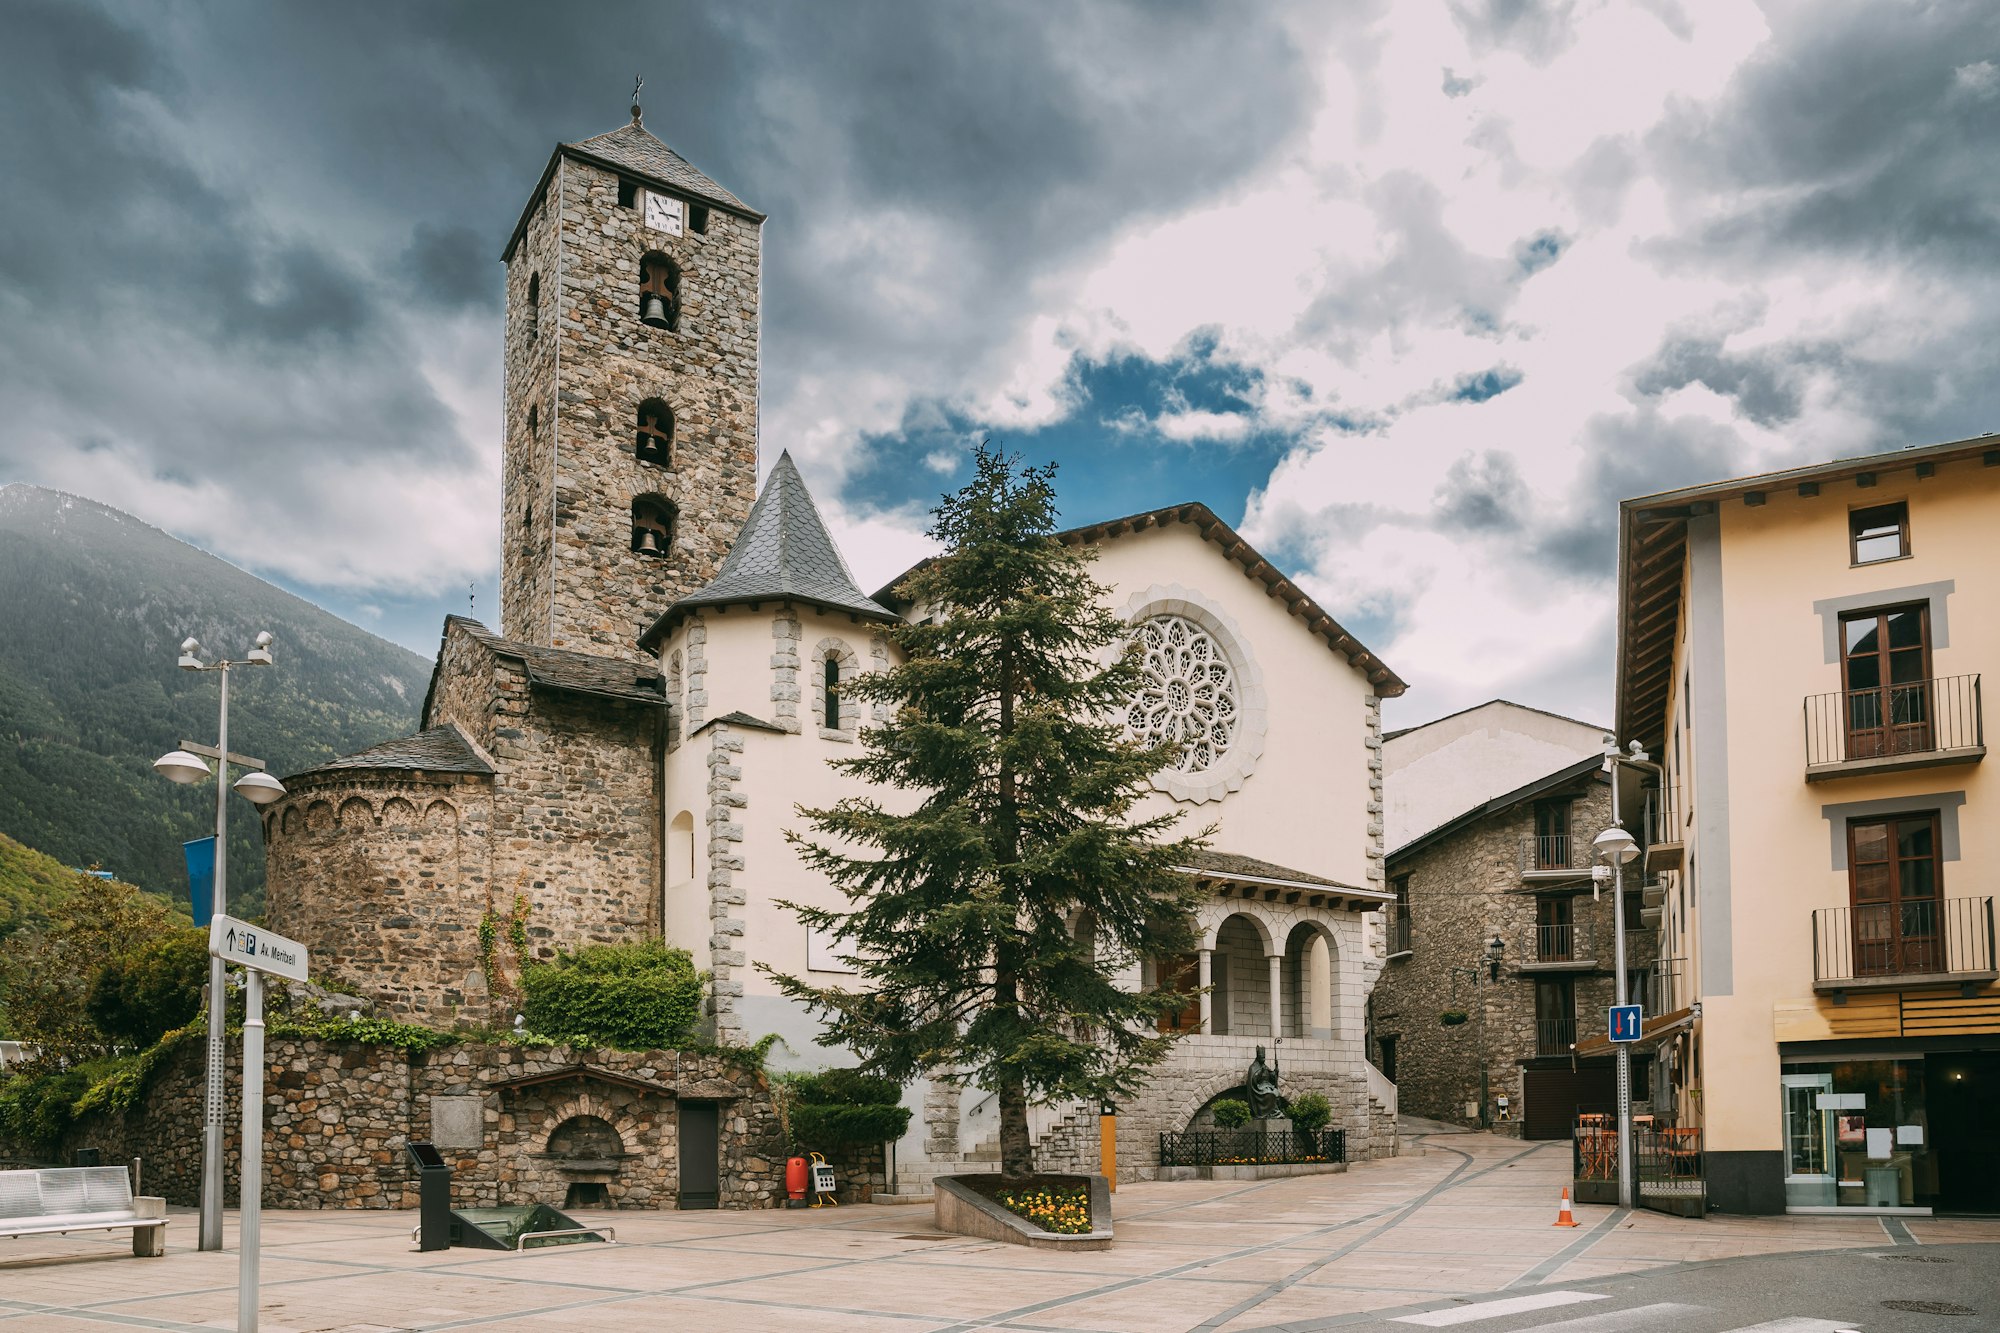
[519,941,703,1050]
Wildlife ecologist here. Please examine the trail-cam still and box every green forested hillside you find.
[0,484,433,913]
[0,832,92,943]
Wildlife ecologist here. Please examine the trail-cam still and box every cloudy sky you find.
[5,0,1998,729]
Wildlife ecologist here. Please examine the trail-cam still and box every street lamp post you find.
[1593,738,1657,1212]
[1451,935,1506,1127]
[153,633,284,1253]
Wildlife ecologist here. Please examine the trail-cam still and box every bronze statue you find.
[1247,1044,1283,1118]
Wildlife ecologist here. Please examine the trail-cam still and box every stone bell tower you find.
[499,98,762,661]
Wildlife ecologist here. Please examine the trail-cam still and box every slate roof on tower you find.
[504,117,763,261]
[284,723,495,781]
[640,451,898,649]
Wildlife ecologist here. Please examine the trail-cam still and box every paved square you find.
[4,1133,1995,1332]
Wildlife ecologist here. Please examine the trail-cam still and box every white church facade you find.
[262,108,1406,1184]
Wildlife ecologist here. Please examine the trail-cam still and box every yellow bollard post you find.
[1099,1100,1117,1192]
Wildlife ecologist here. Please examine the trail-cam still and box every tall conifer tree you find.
[766,447,1204,1177]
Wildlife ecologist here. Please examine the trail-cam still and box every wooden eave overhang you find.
[1176,865,1394,912]
[875,502,1407,697]
[1615,434,2000,752]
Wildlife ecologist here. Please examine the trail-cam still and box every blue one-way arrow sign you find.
[1609,1004,1643,1042]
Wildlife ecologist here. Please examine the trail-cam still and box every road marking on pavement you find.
[1505,1303,1705,1331]
[1717,1322,1863,1332]
[1393,1290,1608,1324]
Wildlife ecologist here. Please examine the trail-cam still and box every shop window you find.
[636,398,673,466]
[631,495,676,557]
[638,252,680,331]
[1850,501,1908,564]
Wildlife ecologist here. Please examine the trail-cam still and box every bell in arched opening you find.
[640,293,673,329]
[638,253,680,332]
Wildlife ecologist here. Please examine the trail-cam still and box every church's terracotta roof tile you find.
[640,452,897,648]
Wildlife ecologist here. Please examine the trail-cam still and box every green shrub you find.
[0,1063,97,1152]
[778,1067,911,1150]
[1210,1097,1251,1128]
[519,941,703,1050]
[1285,1091,1332,1133]
[85,927,208,1047]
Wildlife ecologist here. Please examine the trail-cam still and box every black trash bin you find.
[406,1141,452,1251]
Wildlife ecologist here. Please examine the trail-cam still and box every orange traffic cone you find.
[1553,1186,1579,1228]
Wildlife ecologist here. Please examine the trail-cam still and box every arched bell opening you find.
[636,398,673,467]
[638,252,680,332]
[631,495,676,557]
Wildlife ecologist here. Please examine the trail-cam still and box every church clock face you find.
[644,190,684,236]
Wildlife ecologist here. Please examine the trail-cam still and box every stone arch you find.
[1164,1066,1273,1137]
[1281,920,1338,1039]
[281,806,302,835]
[381,797,418,827]
[337,796,375,829]
[304,799,334,834]
[1210,912,1273,1038]
[809,636,861,735]
[422,799,458,828]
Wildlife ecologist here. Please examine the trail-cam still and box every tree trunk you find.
[997,1071,1034,1177]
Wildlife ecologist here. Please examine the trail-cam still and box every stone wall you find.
[502,150,760,663]
[11,1037,799,1211]
[1373,775,1627,1127]
[263,772,495,1023]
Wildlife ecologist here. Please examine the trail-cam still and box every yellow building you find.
[1613,437,1998,1216]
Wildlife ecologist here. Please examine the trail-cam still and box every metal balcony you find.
[1386,912,1413,959]
[1643,786,1684,870]
[1803,674,1985,781]
[1521,834,1592,880]
[1520,922,1598,971]
[1811,896,1997,995]
[1535,1018,1577,1056]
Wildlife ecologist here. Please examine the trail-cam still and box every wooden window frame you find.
[1848,500,1910,565]
[1838,603,1933,758]
[1846,812,1944,977]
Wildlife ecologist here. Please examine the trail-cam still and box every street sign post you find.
[209,915,309,1333]
[1609,1004,1643,1043]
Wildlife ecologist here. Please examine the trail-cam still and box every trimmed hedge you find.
[780,1068,911,1149]
[519,941,703,1050]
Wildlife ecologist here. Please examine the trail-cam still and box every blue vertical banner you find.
[184,836,217,925]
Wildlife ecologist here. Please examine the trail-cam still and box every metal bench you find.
[0,1166,167,1257]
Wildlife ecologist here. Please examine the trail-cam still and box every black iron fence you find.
[1572,1120,1706,1217]
[1811,896,1996,983]
[1535,1018,1576,1056]
[1158,1127,1346,1168]
[1804,674,1983,769]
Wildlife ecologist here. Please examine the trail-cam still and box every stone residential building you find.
[1372,746,1671,1139]
[258,100,1410,1204]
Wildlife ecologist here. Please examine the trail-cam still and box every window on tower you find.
[631,496,676,557]
[526,272,540,341]
[527,403,538,438]
[823,656,841,730]
[638,253,680,332]
[617,177,638,209]
[688,204,709,234]
[635,399,673,467]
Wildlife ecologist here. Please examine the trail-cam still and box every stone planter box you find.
[933,1174,1114,1250]
[1197,1160,1348,1181]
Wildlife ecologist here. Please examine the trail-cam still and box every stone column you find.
[1267,953,1284,1039]
[1198,949,1213,1034]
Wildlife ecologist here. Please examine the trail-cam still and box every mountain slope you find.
[0,484,433,911]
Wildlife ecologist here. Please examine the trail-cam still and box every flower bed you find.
[992,1183,1092,1234]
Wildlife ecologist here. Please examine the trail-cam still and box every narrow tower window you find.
[823,656,841,730]
[527,403,538,437]
[636,398,673,467]
[638,252,680,332]
[688,204,710,234]
[631,496,676,557]
[526,272,540,341]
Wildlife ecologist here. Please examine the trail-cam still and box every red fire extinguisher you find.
[786,1155,809,1207]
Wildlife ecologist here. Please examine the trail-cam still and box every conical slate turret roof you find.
[640,452,896,649]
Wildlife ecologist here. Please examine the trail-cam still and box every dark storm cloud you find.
[1648,1,2000,267]
[1432,450,1527,532]
[0,0,1319,599]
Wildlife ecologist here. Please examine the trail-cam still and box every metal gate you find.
[1524,1064,1616,1140]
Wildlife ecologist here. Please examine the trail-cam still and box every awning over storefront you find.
[1571,1005,1697,1058]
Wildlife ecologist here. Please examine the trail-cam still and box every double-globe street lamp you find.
[153,633,284,1253]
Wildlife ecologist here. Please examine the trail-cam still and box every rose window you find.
[1129,616,1240,773]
